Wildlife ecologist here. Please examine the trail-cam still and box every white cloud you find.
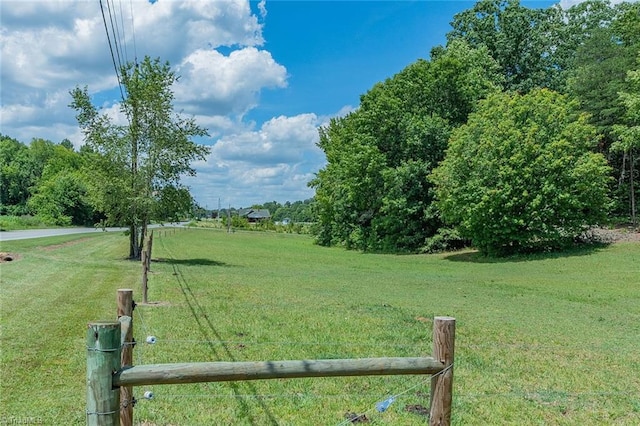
[186,112,330,207]
[174,47,287,116]
[0,0,274,143]
[135,0,263,56]
[258,0,268,19]
[211,113,321,165]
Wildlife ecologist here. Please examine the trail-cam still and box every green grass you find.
[0,214,54,231]
[1,228,639,425]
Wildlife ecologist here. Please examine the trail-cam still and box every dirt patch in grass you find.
[588,227,640,243]
[344,412,369,423]
[42,237,93,251]
[0,252,20,262]
[405,404,429,416]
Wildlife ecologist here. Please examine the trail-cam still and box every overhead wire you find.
[99,0,126,102]
[117,0,129,64]
[129,0,138,65]
[105,0,125,72]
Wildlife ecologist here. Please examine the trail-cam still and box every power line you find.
[99,0,126,102]
[129,0,138,66]
[105,0,125,72]
[117,0,129,64]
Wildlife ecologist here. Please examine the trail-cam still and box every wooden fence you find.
[86,290,455,426]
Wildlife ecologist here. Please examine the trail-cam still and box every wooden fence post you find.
[429,316,455,426]
[141,251,148,304]
[87,321,121,426]
[117,290,134,426]
[146,232,153,272]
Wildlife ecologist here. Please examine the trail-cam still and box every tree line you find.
[0,133,200,227]
[1,57,209,259]
[0,135,96,225]
[311,0,640,255]
[3,0,638,258]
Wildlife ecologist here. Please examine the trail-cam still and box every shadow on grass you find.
[153,257,232,267]
[161,242,278,425]
[443,242,611,263]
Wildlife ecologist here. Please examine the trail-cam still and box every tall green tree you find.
[26,143,96,226]
[0,135,31,215]
[568,27,634,146]
[613,55,640,227]
[446,0,632,94]
[447,0,563,92]
[432,89,612,256]
[70,56,210,259]
[567,2,640,217]
[311,41,502,252]
[554,0,618,79]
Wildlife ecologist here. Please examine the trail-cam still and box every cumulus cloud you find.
[0,0,275,145]
[0,1,352,206]
[187,112,328,207]
[211,113,321,164]
[134,0,263,56]
[174,47,287,116]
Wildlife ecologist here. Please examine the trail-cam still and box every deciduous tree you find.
[70,56,210,259]
[447,0,563,92]
[432,89,612,256]
[613,55,640,227]
[311,41,501,252]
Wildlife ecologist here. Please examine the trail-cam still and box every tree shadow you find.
[153,257,233,267]
[443,243,611,264]
[169,261,279,425]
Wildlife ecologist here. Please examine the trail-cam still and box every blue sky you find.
[0,0,597,208]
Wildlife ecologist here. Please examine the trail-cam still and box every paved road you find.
[0,227,128,241]
[0,223,185,242]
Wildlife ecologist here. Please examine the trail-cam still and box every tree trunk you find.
[619,151,627,190]
[631,149,637,228]
[129,225,136,259]
[130,224,141,260]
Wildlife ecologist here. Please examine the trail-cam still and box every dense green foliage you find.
[0,135,99,225]
[3,0,639,257]
[432,90,612,255]
[70,56,210,258]
[447,0,562,92]
[311,40,502,252]
[613,54,640,226]
[313,0,638,255]
[256,199,316,223]
[447,0,640,225]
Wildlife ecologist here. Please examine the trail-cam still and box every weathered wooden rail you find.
[87,290,455,426]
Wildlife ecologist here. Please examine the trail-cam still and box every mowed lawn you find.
[1,228,639,425]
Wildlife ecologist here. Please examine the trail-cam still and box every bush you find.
[432,90,612,256]
[421,228,469,253]
[0,215,49,231]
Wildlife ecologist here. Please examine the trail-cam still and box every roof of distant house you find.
[238,208,271,219]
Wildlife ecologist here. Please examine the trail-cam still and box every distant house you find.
[238,208,271,223]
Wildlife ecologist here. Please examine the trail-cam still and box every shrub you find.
[432,90,612,256]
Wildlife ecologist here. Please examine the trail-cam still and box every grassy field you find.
[1,228,639,425]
